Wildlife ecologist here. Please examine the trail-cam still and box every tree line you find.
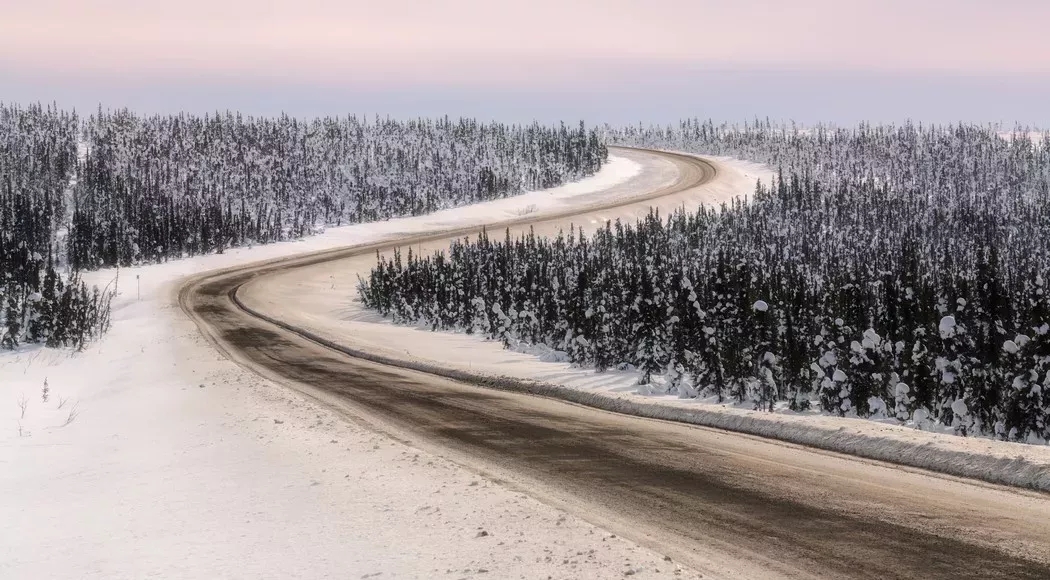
[0,102,607,349]
[70,111,607,269]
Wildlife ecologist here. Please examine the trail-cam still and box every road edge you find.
[227,285,1050,492]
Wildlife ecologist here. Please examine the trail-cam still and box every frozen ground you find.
[241,150,1050,492]
[1,152,704,580]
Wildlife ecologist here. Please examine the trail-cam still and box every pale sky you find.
[3,0,1049,124]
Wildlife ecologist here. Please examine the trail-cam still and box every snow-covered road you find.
[0,151,705,580]
[186,147,1050,579]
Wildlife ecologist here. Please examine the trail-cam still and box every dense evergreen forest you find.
[360,121,1050,443]
[70,112,606,269]
[1,104,111,350]
[0,102,607,349]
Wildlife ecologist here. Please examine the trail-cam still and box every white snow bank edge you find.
[232,290,1050,493]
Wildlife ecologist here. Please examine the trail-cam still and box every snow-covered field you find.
[240,150,1050,492]
[1,152,704,580]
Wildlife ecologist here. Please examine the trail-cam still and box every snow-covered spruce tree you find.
[783,288,816,411]
[724,251,756,404]
[936,313,977,435]
[968,245,1012,429]
[588,224,623,373]
[815,317,852,416]
[999,332,1049,442]
[1000,271,1050,442]
[632,221,670,387]
[847,328,892,419]
[751,299,780,411]
[693,248,732,401]
[906,329,938,428]
[670,270,703,397]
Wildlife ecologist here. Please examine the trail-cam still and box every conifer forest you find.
[360,121,1050,442]
[71,111,606,268]
[1,104,111,350]
[0,103,607,349]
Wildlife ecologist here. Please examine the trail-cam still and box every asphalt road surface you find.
[180,148,1050,579]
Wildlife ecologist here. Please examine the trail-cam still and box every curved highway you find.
[180,148,1050,579]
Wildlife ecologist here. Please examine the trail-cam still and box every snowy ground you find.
[1,151,704,580]
[240,150,1050,492]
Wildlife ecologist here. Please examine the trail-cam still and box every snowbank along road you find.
[180,148,1050,579]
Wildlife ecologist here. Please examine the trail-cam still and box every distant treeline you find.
[70,111,606,269]
[0,103,608,348]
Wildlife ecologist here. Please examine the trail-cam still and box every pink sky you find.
[3,0,1049,86]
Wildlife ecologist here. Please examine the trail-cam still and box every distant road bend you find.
[180,148,1050,580]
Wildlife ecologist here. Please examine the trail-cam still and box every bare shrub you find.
[62,402,80,427]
